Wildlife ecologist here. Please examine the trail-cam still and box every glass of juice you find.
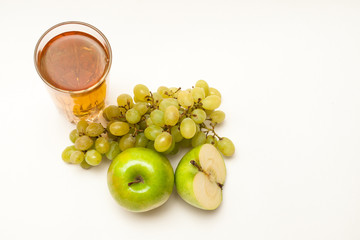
[34,21,112,123]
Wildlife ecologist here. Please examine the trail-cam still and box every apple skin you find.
[107,147,174,212]
[175,144,224,210]
[175,145,206,209]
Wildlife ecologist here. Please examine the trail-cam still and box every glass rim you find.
[34,21,112,94]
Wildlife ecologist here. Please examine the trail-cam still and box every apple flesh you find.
[107,147,174,212]
[175,144,226,210]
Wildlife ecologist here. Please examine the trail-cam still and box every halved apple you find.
[175,144,226,210]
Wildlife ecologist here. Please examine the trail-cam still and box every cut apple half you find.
[175,144,226,210]
[192,144,226,209]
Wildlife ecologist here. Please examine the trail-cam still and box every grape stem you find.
[200,123,223,140]
[145,91,159,110]
[163,125,172,133]
[132,126,139,137]
[180,106,194,119]
[119,105,129,112]
[179,110,188,119]
[164,87,181,98]
[174,87,181,94]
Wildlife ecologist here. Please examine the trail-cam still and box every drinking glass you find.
[34,21,112,123]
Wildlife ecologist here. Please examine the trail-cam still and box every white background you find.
[1,0,360,239]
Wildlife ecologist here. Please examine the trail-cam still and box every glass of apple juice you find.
[34,21,112,123]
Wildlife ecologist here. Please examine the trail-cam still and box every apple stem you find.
[190,160,203,172]
[128,176,144,186]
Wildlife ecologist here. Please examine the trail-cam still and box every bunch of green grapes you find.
[62,80,235,168]
[61,120,120,169]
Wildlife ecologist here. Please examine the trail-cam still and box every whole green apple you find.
[175,144,226,210]
[107,147,174,212]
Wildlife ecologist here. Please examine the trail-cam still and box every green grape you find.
[133,102,149,116]
[133,96,142,103]
[104,105,122,120]
[75,135,93,151]
[146,141,155,151]
[102,109,109,121]
[195,123,201,133]
[126,108,141,124]
[191,109,207,124]
[191,131,206,147]
[169,143,179,155]
[163,137,176,155]
[179,138,192,148]
[128,126,136,135]
[177,90,194,108]
[76,120,88,135]
[195,80,210,96]
[134,84,150,101]
[191,87,205,102]
[201,95,221,110]
[138,120,147,130]
[180,118,196,139]
[135,133,149,147]
[144,125,163,141]
[70,150,85,164]
[117,93,134,108]
[109,121,130,136]
[217,137,235,157]
[152,92,163,105]
[69,129,79,143]
[150,109,165,127]
[80,160,92,169]
[206,135,218,145]
[154,132,172,152]
[157,86,170,98]
[171,125,183,142]
[119,134,136,151]
[164,105,179,126]
[210,110,225,124]
[135,132,148,147]
[144,114,153,126]
[95,137,110,154]
[106,121,117,139]
[86,123,104,137]
[205,109,214,116]
[146,118,153,127]
[106,141,121,160]
[209,87,221,99]
[159,98,179,112]
[85,149,102,166]
[62,145,77,163]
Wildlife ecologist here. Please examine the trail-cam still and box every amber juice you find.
[34,22,112,122]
